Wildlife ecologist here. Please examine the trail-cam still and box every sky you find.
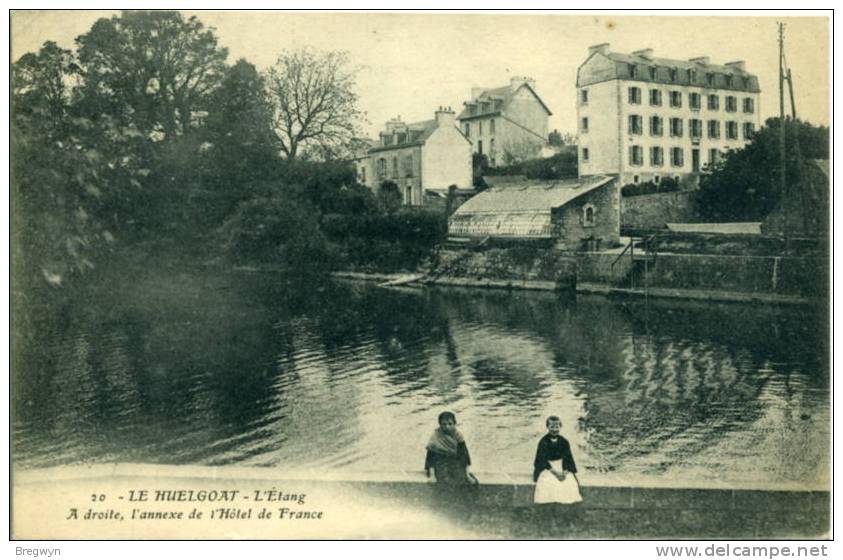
[11,11,830,139]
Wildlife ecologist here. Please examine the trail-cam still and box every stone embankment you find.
[13,465,829,539]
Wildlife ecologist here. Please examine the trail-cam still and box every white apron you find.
[533,459,583,504]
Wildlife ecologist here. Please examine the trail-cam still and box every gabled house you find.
[457,76,552,166]
[355,107,472,206]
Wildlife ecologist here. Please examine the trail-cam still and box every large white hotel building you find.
[577,44,762,186]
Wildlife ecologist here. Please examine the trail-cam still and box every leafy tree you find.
[697,118,829,221]
[265,48,365,160]
[548,129,576,147]
[377,181,403,213]
[75,10,228,140]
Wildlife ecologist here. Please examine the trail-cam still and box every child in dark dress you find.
[532,416,582,504]
[424,411,478,486]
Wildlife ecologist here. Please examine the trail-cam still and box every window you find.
[670,91,682,108]
[670,68,678,82]
[670,117,683,137]
[490,119,496,134]
[583,204,596,227]
[650,146,664,167]
[628,115,643,135]
[708,94,720,110]
[490,139,496,166]
[392,156,399,178]
[689,93,701,110]
[650,89,662,106]
[629,145,644,166]
[654,175,661,183]
[377,158,387,180]
[649,66,657,80]
[743,122,755,139]
[709,148,719,165]
[405,186,412,205]
[403,153,414,177]
[479,121,483,135]
[690,118,703,139]
[670,147,684,167]
[464,123,470,137]
[743,98,754,114]
[706,73,715,87]
[582,147,590,162]
[650,115,663,136]
[477,139,483,155]
[633,175,640,183]
[360,166,366,183]
[726,121,738,139]
[581,117,589,133]
[688,69,697,83]
[628,64,637,78]
[707,120,721,139]
[628,87,642,104]
[726,96,737,112]
[581,89,589,104]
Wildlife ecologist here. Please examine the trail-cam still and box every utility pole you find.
[778,22,789,248]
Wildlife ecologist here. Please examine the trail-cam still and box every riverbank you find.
[332,271,816,305]
[13,465,829,539]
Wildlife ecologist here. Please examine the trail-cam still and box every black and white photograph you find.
[9,9,831,541]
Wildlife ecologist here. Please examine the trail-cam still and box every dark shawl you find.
[532,434,577,482]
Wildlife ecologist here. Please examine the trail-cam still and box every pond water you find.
[12,269,830,490]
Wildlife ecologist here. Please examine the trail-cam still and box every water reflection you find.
[12,272,829,489]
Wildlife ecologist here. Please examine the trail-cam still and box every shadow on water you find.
[12,264,829,488]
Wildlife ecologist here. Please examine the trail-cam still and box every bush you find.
[218,194,334,274]
[485,149,578,180]
[621,177,680,197]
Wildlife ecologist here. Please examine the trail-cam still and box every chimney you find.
[434,106,455,126]
[725,60,746,71]
[588,43,610,56]
[689,56,710,65]
[633,48,654,59]
[471,87,487,100]
[384,116,405,134]
[510,76,536,91]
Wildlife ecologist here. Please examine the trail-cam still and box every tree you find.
[265,48,365,160]
[697,118,829,221]
[75,10,228,141]
[548,129,577,147]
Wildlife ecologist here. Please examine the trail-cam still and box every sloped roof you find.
[368,119,438,154]
[454,176,615,215]
[457,82,552,120]
[449,175,616,239]
[579,51,761,93]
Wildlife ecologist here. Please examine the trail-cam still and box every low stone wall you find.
[621,190,698,231]
[578,252,827,299]
[13,466,830,539]
[433,247,577,287]
[645,254,826,297]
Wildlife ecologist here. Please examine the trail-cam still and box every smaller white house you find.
[355,107,472,206]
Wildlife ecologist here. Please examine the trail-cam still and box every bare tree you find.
[265,48,365,160]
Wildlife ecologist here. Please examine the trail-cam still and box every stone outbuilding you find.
[448,175,620,251]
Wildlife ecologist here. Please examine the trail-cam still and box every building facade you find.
[577,44,762,186]
[457,77,552,167]
[355,107,472,205]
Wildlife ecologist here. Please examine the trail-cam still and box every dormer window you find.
[670,68,679,82]
[706,73,715,87]
[688,69,696,82]
[649,66,657,80]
